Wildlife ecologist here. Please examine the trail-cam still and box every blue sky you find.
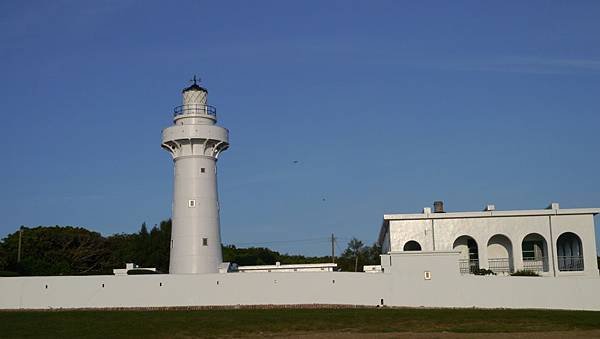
[1,1,599,256]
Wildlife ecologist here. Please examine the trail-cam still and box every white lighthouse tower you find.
[161,77,229,274]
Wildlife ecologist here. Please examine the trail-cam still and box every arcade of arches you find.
[403,231,584,274]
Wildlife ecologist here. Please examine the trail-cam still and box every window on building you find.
[467,238,479,260]
[453,235,480,274]
[557,232,584,271]
[521,233,549,273]
[202,238,208,246]
[188,200,196,208]
[403,240,422,251]
[522,240,544,259]
[201,168,205,173]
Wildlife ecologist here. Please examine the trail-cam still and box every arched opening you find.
[557,232,584,271]
[403,240,422,251]
[522,233,549,273]
[487,234,514,274]
[453,236,479,274]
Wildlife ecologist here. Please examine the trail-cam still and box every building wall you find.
[390,220,433,251]
[237,264,336,273]
[550,214,598,277]
[381,228,391,253]
[0,272,388,310]
[386,213,598,277]
[381,252,600,310]
[1,252,599,311]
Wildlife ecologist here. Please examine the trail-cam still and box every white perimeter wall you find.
[1,252,599,311]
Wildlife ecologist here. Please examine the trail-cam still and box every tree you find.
[0,223,173,276]
[0,226,109,275]
[364,242,382,265]
[343,238,365,272]
[103,233,139,273]
[0,243,8,273]
[335,239,381,272]
[222,246,279,266]
[0,223,379,275]
[103,220,172,273]
[139,222,149,238]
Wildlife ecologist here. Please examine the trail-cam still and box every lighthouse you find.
[161,78,229,274]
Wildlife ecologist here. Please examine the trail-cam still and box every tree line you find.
[0,221,381,276]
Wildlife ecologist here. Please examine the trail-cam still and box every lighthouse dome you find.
[182,82,207,93]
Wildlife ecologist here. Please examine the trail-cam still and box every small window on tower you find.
[188,200,196,208]
[202,238,208,246]
[201,168,205,173]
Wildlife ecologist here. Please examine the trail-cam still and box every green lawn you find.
[1,307,599,338]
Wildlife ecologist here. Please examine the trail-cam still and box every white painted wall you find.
[2,252,599,311]
[390,220,433,251]
[550,214,598,277]
[237,263,337,273]
[384,209,599,277]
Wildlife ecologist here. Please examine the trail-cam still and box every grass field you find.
[1,307,599,338]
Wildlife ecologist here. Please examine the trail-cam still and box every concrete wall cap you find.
[384,207,600,221]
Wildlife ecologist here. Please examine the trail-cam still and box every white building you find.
[378,201,599,277]
[237,262,337,273]
[113,263,157,276]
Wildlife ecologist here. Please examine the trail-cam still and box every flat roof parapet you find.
[384,205,600,221]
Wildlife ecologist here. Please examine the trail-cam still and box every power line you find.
[226,235,356,254]
[230,237,331,247]
[334,239,344,253]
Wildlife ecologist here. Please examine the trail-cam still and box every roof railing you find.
[173,104,217,118]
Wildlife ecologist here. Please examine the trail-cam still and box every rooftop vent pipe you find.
[433,201,444,213]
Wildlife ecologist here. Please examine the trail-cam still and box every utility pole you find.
[17,226,23,263]
[331,233,335,263]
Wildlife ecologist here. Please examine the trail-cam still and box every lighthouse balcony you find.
[174,104,217,118]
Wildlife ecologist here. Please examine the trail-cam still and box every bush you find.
[472,268,496,276]
[510,270,540,277]
[0,271,19,277]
